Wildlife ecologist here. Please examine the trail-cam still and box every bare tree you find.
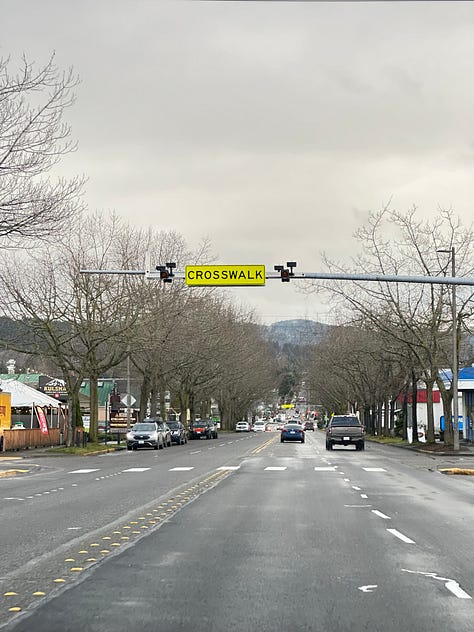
[0,54,84,245]
[308,206,474,446]
[0,213,151,445]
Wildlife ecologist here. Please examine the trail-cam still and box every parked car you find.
[156,421,172,447]
[235,421,250,432]
[189,420,213,440]
[280,423,305,443]
[167,420,188,445]
[205,419,219,439]
[303,421,315,431]
[326,415,365,451]
[126,421,165,450]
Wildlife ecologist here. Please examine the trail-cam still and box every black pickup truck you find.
[326,415,365,451]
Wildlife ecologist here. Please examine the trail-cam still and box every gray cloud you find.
[2,0,474,322]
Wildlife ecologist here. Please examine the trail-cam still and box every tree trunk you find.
[411,372,419,445]
[139,373,151,422]
[383,399,390,437]
[89,374,99,443]
[159,375,167,421]
[66,387,82,447]
[425,379,435,444]
[179,391,188,426]
[389,399,395,436]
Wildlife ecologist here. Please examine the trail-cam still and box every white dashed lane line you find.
[372,509,391,520]
[169,467,194,472]
[387,528,415,544]
[122,468,151,473]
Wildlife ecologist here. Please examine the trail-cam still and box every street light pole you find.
[438,247,459,450]
[451,247,459,451]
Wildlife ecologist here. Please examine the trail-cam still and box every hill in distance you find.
[264,319,330,347]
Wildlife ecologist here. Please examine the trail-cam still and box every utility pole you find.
[438,248,459,451]
[451,248,459,451]
[127,345,131,431]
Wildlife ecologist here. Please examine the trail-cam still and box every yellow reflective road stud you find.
[185,265,266,286]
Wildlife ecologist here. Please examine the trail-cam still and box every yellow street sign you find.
[281,404,294,409]
[185,265,266,286]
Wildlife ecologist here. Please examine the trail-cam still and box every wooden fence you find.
[1,428,61,451]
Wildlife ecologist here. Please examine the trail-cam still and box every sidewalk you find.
[0,441,126,459]
[374,440,474,457]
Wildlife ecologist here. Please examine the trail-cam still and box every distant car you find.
[155,421,172,447]
[189,420,212,440]
[235,421,250,432]
[281,423,305,443]
[265,422,277,431]
[126,421,165,450]
[205,419,219,439]
[167,420,188,445]
[252,420,266,432]
[303,421,315,431]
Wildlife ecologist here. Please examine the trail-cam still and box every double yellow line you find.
[251,434,278,455]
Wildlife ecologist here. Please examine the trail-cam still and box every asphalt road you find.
[2,431,474,631]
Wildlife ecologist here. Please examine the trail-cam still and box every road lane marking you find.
[402,569,472,599]
[169,467,194,471]
[314,467,338,471]
[217,466,240,470]
[352,486,361,491]
[68,469,100,474]
[361,494,368,499]
[363,467,387,472]
[264,466,287,471]
[358,585,378,593]
[372,510,391,520]
[387,529,415,544]
[122,468,151,473]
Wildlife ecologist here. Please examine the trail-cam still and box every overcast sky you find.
[2,1,474,324]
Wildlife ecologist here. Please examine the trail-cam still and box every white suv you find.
[235,421,250,432]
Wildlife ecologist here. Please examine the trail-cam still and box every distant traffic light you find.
[274,262,297,282]
[156,263,175,283]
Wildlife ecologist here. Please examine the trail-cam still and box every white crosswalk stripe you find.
[68,469,100,474]
[122,468,151,473]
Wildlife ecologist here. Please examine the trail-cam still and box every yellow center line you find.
[252,435,278,454]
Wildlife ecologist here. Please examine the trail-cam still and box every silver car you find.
[156,421,172,447]
[126,421,165,450]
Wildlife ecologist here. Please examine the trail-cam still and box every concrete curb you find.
[0,445,126,458]
[366,439,474,457]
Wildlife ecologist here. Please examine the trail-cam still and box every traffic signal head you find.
[156,265,172,282]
